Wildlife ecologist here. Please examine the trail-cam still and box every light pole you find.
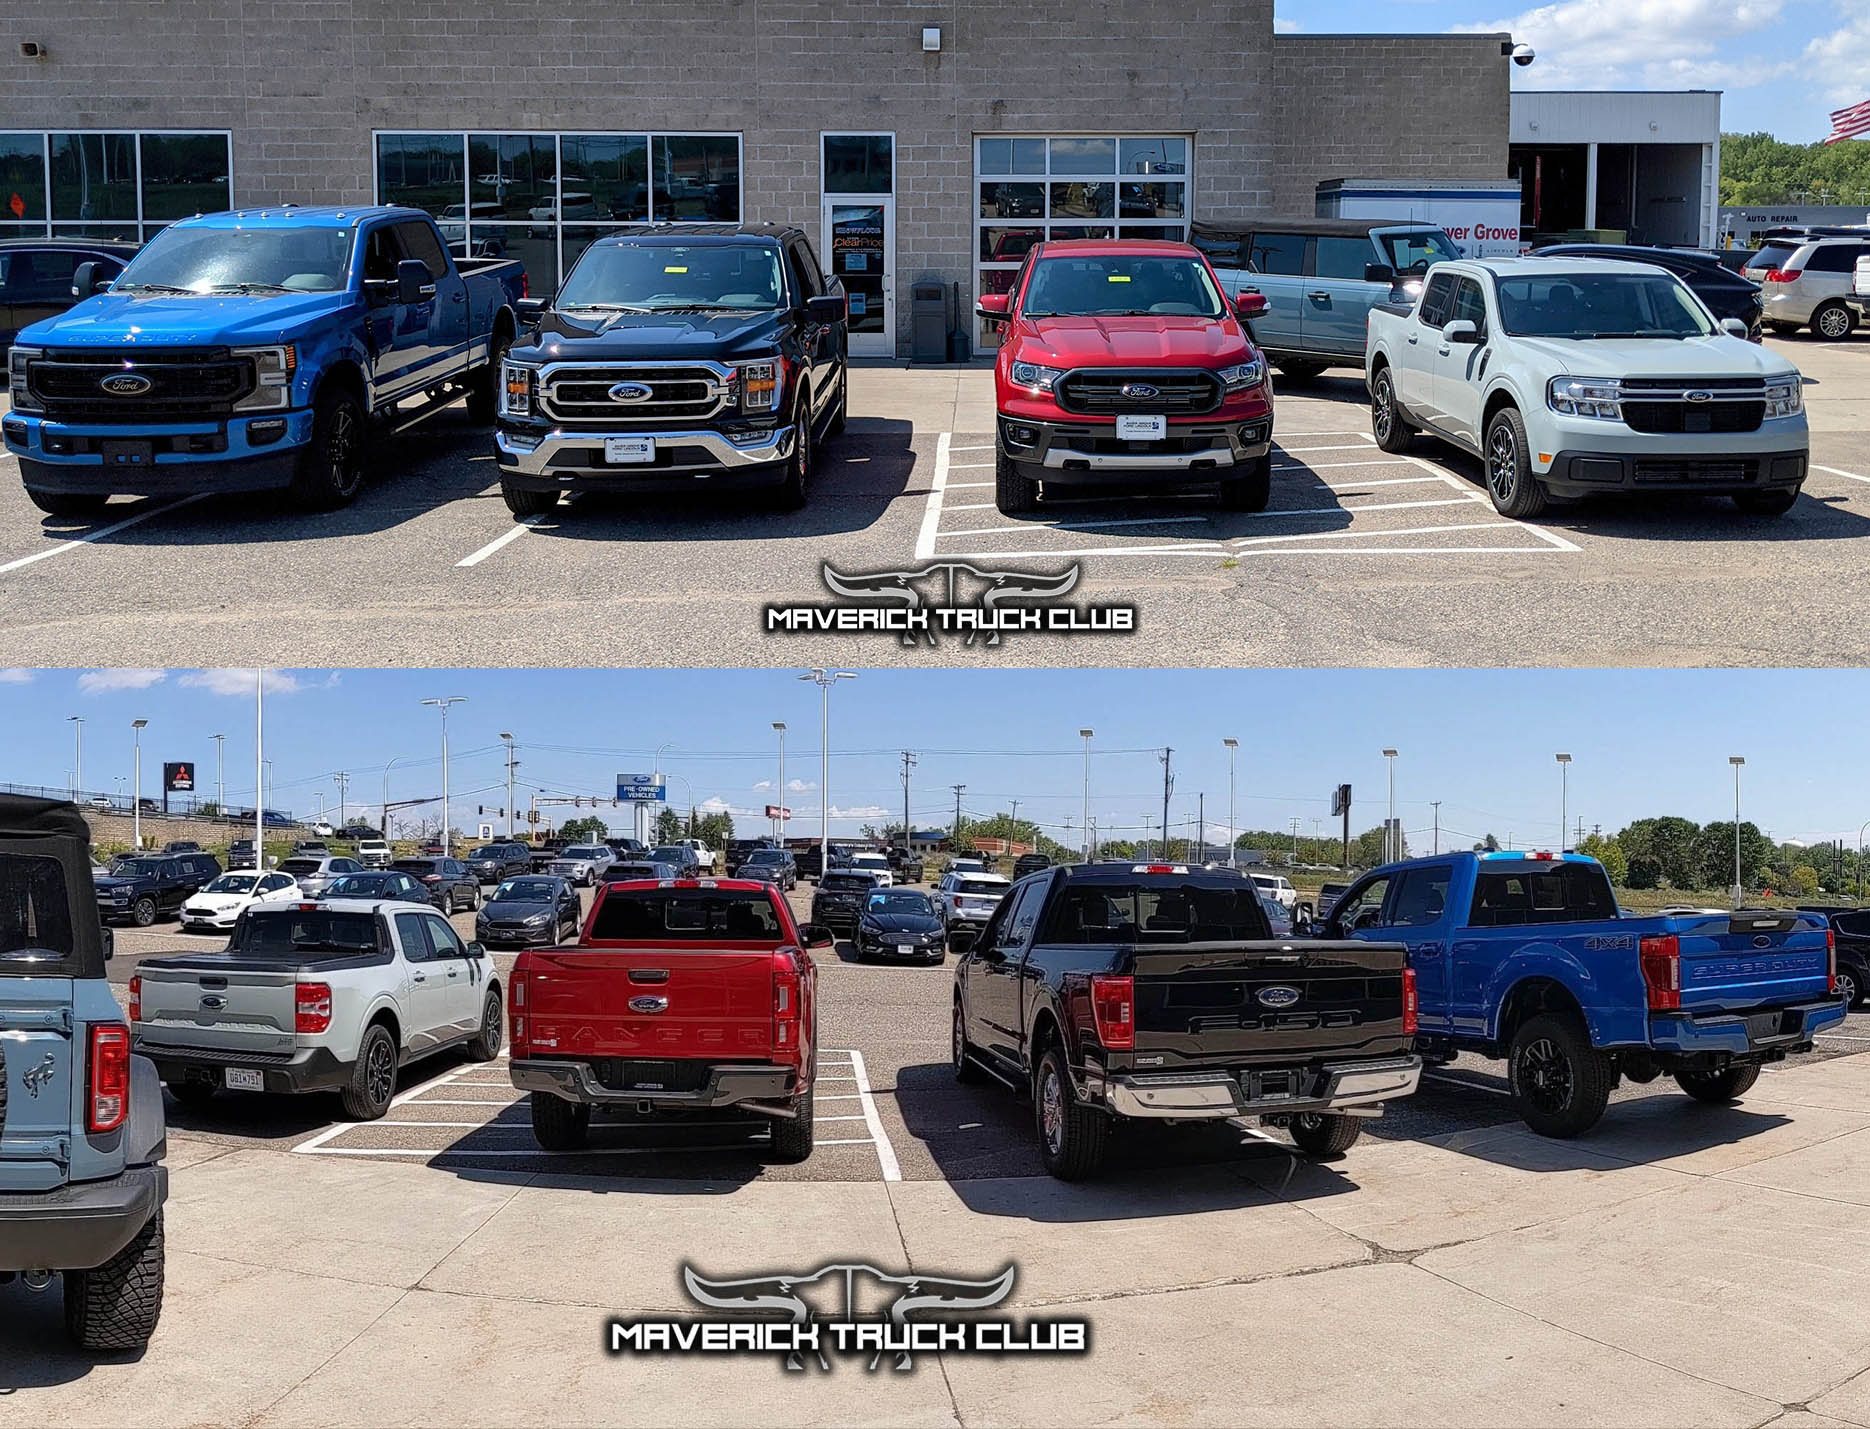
[1729,755,1745,905]
[652,741,674,847]
[1381,749,1398,863]
[1556,753,1572,852]
[382,756,404,844]
[333,771,349,832]
[1223,737,1238,869]
[210,732,225,818]
[499,733,517,839]
[799,669,855,874]
[131,719,148,849]
[254,670,264,867]
[421,697,468,857]
[901,750,917,858]
[68,715,84,798]
[1076,728,1095,865]
[773,723,787,842]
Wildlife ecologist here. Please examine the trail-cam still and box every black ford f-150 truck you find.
[493,223,848,516]
[952,862,1420,1179]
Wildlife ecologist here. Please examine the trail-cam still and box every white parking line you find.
[849,1048,902,1182]
[816,1138,878,1146]
[913,431,952,560]
[456,513,543,568]
[1814,464,1870,486]
[0,494,204,575]
[948,444,994,452]
[938,514,1212,538]
[293,1063,478,1154]
[1394,451,1583,554]
[1276,458,1407,472]
[1312,475,1451,491]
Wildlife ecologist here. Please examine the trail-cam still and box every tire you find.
[1733,487,1800,516]
[339,1023,398,1121]
[995,446,1040,515]
[466,989,503,1061]
[530,1090,590,1151]
[1675,1064,1761,1104]
[288,386,368,511]
[1288,1111,1363,1157]
[501,480,559,518]
[1507,1012,1614,1138]
[1767,321,1799,337]
[1812,301,1856,342]
[24,488,110,518]
[1276,359,1328,382]
[1370,365,1415,454]
[952,1000,985,1084]
[1838,964,1864,1009]
[465,325,510,424]
[1033,1044,1109,1180]
[165,1078,217,1107]
[442,890,455,916]
[130,897,158,928]
[63,1210,164,1351]
[766,1082,815,1163]
[1218,450,1272,512]
[1483,406,1548,519]
[774,392,813,510]
[825,366,847,439]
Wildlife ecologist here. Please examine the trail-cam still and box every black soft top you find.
[0,794,108,979]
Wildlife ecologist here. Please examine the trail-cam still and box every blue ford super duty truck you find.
[1314,851,1845,1136]
[4,207,525,514]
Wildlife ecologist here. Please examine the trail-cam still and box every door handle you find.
[412,972,427,983]
[1411,943,1445,958]
[450,291,464,302]
[1307,290,1331,301]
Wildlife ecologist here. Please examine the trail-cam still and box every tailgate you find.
[135,960,299,1055]
[522,949,776,1061]
[1128,940,1410,1068]
[1672,912,1833,1013]
[0,977,76,1191]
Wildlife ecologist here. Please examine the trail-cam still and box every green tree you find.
[695,810,735,849]
[1619,816,1702,889]
[559,815,608,843]
[1576,832,1627,885]
[1789,864,1821,897]
[654,807,682,843]
[1695,820,1776,891]
[1720,131,1870,207]
[1626,854,1663,890]
[1471,833,1502,852]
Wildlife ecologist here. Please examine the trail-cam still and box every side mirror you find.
[798,923,836,950]
[72,261,112,298]
[806,294,847,324]
[1234,290,1269,318]
[1364,263,1397,285]
[101,926,115,962]
[1719,317,1750,339]
[396,258,433,306]
[975,293,1011,321]
[1443,319,1483,345]
[466,940,486,959]
[515,295,549,322]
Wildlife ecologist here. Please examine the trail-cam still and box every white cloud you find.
[787,779,817,792]
[1457,0,1789,91]
[78,668,167,694]
[0,668,33,684]
[178,668,313,697]
[1803,3,1870,105]
[1274,16,1301,32]
[830,804,889,821]
[752,779,773,791]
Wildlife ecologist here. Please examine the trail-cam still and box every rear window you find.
[607,864,660,879]
[821,874,875,892]
[955,878,1007,897]
[230,909,382,957]
[588,888,783,942]
[392,859,437,873]
[279,859,323,875]
[0,853,77,974]
[1043,881,1272,944]
[1469,865,1617,927]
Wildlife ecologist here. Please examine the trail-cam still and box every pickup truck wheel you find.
[995,447,1040,515]
[1732,487,1800,516]
[952,1001,985,1084]
[290,388,367,511]
[1370,366,1415,453]
[466,990,503,1061]
[530,1091,590,1151]
[63,1209,164,1351]
[1288,1112,1362,1157]
[1812,301,1856,341]
[774,395,813,510]
[1483,407,1548,519]
[1508,1013,1612,1138]
[25,488,110,517]
[501,480,559,518]
[465,329,509,424]
[1034,1045,1109,1180]
[766,1083,814,1163]
[1218,451,1272,512]
[130,896,158,927]
[340,1024,398,1121]
[1674,1064,1761,1103]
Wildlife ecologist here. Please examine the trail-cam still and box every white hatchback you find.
[179,869,301,931]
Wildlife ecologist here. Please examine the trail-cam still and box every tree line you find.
[1721,132,1870,207]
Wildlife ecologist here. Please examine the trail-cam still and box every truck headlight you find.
[499,362,537,418]
[1547,376,1623,421]
[232,345,297,412]
[1763,380,1803,418]
[1218,358,1265,392]
[8,345,44,414]
[1010,361,1064,394]
[735,358,784,414]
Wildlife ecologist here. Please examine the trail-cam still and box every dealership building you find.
[0,3,1513,355]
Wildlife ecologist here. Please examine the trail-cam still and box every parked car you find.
[475,875,583,948]
[320,870,431,904]
[603,859,679,883]
[3,206,525,516]
[1249,872,1299,912]
[1797,907,1870,1008]
[811,869,884,934]
[947,857,990,878]
[979,239,1274,515]
[528,839,568,873]
[1194,216,1463,378]
[1012,852,1052,879]
[0,237,139,357]
[354,837,392,869]
[1365,257,1809,518]
[1708,247,1760,275]
[507,878,832,1159]
[94,851,223,926]
[1758,234,1870,339]
[648,844,701,878]
[736,847,797,890]
[132,898,503,1119]
[1320,851,1846,1136]
[291,841,331,857]
[547,842,617,887]
[160,840,203,855]
[309,821,336,838]
[846,850,894,887]
[1534,243,1765,339]
[605,837,650,860]
[493,223,849,516]
[676,838,720,875]
[228,838,256,865]
[275,854,363,900]
[1315,881,1353,922]
[1259,893,1294,937]
[936,871,1012,946]
[1741,239,1802,286]
[1849,254,1870,325]
[854,887,948,964]
[0,795,169,1350]
[178,868,302,931]
[463,841,533,884]
[338,823,381,840]
[953,862,1420,1178]
[887,847,926,884]
[389,857,481,913]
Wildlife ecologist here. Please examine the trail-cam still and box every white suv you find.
[1760,235,1870,340]
[1249,873,1298,911]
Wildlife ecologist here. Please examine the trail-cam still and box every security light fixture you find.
[922,26,942,52]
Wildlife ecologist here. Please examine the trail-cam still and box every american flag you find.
[1825,98,1870,144]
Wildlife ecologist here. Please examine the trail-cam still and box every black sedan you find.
[322,870,431,905]
[476,875,583,947]
[1532,243,1764,338]
[853,888,948,964]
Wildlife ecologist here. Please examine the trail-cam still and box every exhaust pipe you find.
[23,1269,54,1292]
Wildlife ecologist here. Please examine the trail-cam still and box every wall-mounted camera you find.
[19,40,48,60]
[1510,42,1536,67]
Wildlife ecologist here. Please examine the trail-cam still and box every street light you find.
[499,733,517,839]
[383,756,404,844]
[1381,749,1399,863]
[652,740,674,846]
[1556,753,1572,852]
[421,697,468,857]
[1223,737,1238,869]
[1079,728,1094,864]
[210,732,226,819]
[1729,756,1746,906]
[773,722,788,841]
[799,669,855,875]
[68,715,84,798]
[131,719,148,849]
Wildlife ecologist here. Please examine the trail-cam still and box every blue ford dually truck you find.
[1314,851,1844,1136]
[4,206,524,514]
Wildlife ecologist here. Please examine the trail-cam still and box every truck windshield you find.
[116,224,354,295]
[0,853,76,973]
[556,242,785,311]
[1378,230,1460,274]
[1494,272,1714,339]
[1045,882,1272,943]
[1022,254,1224,318]
[229,910,381,956]
[588,889,784,941]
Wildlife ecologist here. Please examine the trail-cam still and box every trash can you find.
[911,280,948,363]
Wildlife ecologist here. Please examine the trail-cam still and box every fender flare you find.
[124,1054,167,1168]
[1483,947,1606,1045]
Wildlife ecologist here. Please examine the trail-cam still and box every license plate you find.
[224,1067,264,1092]
[897,944,914,956]
[1117,414,1166,441]
[101,438,154,467]
[604,436,656,464]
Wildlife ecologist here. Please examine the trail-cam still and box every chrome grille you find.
[538,362,732,423]
[1056,369,1222,416]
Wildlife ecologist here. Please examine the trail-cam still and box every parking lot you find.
[5,336,1870,669]
[6,879,1870,1425]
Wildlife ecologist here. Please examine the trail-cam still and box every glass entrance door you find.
[823,197,894,357]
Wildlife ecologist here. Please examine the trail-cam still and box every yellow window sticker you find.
[1107,274,1132,282]
[664,265,688,273]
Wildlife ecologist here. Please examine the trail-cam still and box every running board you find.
[386,387,467,436]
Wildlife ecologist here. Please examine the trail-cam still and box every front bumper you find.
[1648,997,1846,1058]
[5,409,313,495]
[1093,1055,1422,1121]
[494,423,797,490]
[135,1037,351,1094]
[999,413,1272,489]
[510,1057,798,1110]
[0,1164,168,1272]
[180,909,240,930]
[477,923,558,946]
[857,931,946,959]
[1536,446,1808,497]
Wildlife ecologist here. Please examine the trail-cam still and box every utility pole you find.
[210,732,225,817]
[1289,816,1300,867]
[1223,737,1238,870]
[499,734,518,839]
[333,770,350,831]
[1197,793,1205,863]
[901,750,916,856]
[1431,801,1441,855]
[773,723,788,842]
[1159,748,1173,858]
[1079,729,1094,864]
[952,784,966,851]
[69,716,85,799]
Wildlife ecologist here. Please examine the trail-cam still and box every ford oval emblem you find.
[607,382,654,404]
[1256,985,1301,1009]
[629,995,669,1014]
[100,372,153,396]
[1684,389,1713,404]
[200,994,227,1011]
[1120,382,1160,399]
[1753,935,1772,948]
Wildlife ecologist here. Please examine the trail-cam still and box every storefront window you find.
[653,136,740,221]
[1119,138,1187,175]
[375,133,465,219]
[822,135,892,195]
[469,134,556,221]
[0,134,47,225]
[561,136,649,222]
[51,134,138,230]
[139,133,231,223]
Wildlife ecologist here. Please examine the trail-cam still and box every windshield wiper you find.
[119,283,193,295]
[643,301,765,312]
[565,302,653,314]
[210,282,293,295]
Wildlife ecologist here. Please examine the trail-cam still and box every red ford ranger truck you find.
[976,238,1275,516]
[507,878,833,1160]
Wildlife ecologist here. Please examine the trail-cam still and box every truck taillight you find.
[508,967,529,1056]
[1402,966,1418,1036]
[1089,974,1134,1050]
[87,1022,130,1133]
[1640,935,1680,1011]
[296,981,333,1034]
[773,949,803,1048]
[128,974,142,1023]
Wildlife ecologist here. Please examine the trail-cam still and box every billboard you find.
[163,761,195,793]
[764,804,791,821]
[617,774,667,803]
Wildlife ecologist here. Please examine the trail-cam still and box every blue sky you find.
[1274,1,1870,143]
[5,667,1870,852]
